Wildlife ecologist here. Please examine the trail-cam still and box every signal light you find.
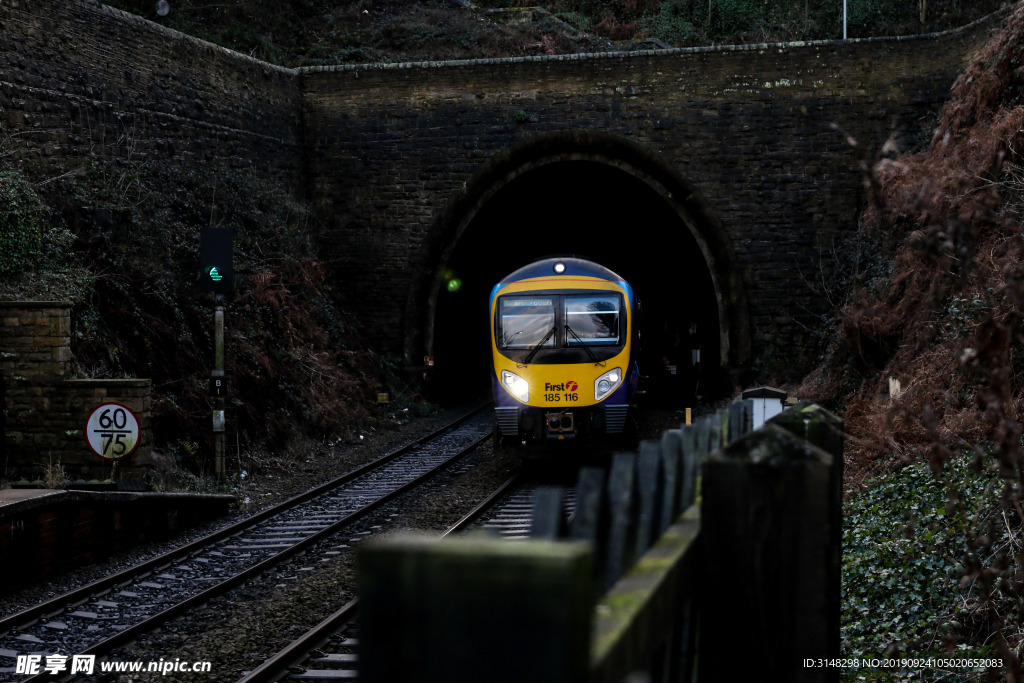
[199,228,234,293]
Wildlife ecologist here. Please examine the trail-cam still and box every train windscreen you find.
[497,293,625,352]
[499,297,555,349]
[565,294,620,345]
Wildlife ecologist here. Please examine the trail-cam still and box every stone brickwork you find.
[300,20,999,366]
[0,0,1005,374]
[0,301,70,382]
[0,0,303,186]
[1,302,152,479]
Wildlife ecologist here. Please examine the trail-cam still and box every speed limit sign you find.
[85,403,140,460]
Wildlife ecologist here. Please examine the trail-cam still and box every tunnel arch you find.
[405,130,750,401]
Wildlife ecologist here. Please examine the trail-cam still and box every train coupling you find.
[545,411,576,439]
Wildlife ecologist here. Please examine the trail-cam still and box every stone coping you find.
[71,0,1008,77]
[61,378,152,388]
[297,7,1008,73]
[0,488,236,517]
[0,301,72,308]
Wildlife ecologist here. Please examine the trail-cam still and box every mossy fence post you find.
[700,421,838,683]
[358,534,593,683]
[769,403,844,669]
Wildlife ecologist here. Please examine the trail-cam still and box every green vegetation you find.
[0,170,92,302]
[843,455,1009,679]
[800,4,1024,672]
[100,0,1004,67]
[0,171,44,276]
[0,154,388,469]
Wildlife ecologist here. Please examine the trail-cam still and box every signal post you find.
[199,228,234,479]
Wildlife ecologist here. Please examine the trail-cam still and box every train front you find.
[489,258,639,448]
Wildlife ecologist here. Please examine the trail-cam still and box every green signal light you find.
[446,278,462,293]
[207,266,223,282]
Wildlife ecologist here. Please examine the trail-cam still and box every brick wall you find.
[299,19,998,365]
[0,0,303,186]
[1,302,152,478]
[0,0,1005,376]
[2,302,73,468]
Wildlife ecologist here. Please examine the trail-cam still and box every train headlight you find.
[501,370,529,402]
[595,367,622,401]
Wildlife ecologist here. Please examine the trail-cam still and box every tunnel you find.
[413,136,746,408]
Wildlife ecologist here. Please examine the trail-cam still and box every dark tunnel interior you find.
[428,160,723,408]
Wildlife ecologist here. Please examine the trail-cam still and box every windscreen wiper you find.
[565,324,605,365]
[522,326,556,365]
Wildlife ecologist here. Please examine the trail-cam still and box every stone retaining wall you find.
[1,302,152,479]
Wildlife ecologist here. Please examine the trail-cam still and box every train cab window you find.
[565,294,621,345]
[499,297,556,349]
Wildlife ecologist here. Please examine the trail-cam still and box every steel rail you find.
[236,473,523,683]
[0,402,486,637]
[21,423,492,683]
[7,404,489,683]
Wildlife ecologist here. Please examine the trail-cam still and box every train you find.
[489,257,641,449]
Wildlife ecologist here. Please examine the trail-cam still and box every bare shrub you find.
[42,457,68,489]
[800,2,1024,662]
[593,14,639,40]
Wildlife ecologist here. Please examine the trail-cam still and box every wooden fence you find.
[357,401,844,683]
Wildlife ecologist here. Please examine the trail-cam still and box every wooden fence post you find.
[604,452,640,590]
[706,412,722,452]
[769,403,844,672]
[728,399,754,443]
[359,534,593,683]
[717,407,730,444]
[531,486,568,539]
[637,440,666,555]
[679,424,700,509]
[658,429,684,534]
[571,466,610,581]
[700,424,833,682]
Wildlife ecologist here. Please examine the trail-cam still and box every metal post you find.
[843,0,847,40]
[213,297,226,479]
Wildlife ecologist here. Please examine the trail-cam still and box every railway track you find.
[0,406,493,683]
[238,476,577,682]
